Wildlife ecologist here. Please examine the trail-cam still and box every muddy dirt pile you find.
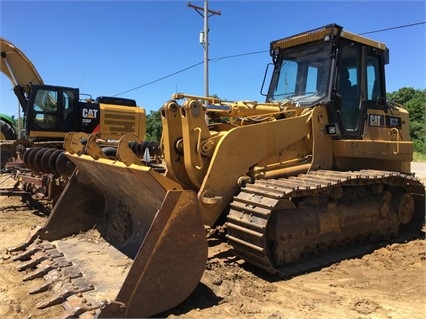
[0,174,425,319]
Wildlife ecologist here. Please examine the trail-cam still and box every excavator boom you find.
[1,37,44,110]
[0,37,44,87]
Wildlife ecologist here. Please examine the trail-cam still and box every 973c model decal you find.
[367,114,402,129]
[385,115,402,128]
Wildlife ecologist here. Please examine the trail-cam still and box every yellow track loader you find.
[10,24,425,318]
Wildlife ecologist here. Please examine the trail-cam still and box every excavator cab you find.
[25,85,79,137]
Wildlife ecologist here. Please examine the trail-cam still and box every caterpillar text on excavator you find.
[9,24,425,318]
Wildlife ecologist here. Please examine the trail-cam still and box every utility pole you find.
[188,1,221,97]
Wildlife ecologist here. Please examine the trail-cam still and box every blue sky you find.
[1,0,425,117]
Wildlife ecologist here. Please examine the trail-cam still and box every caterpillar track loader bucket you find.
[10,133,208,318]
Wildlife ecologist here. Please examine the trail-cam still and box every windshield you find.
[267,42,332,106]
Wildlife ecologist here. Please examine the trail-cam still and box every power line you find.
[359,21,425,35]
[114,61,203,96]
[115,22,425,96]
[210,49,268,62]
[114,50,268,96]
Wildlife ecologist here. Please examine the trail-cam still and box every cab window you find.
[33,89,59,129]
[366,55,383,102]
[338,41,361,131]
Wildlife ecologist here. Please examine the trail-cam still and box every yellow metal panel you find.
[272,26,336,50]
[364,108,411,141]
[271,25,386,52]
[340,30,387,51]
[198,110,312,226]
[98,104,146,140]
[310,106,333,170]
[333,139,413,161]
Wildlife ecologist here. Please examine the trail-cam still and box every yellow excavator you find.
[1,37,146,145]
[1,37,152,198]
[9,24,425,318]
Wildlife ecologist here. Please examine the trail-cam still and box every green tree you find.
[387,87,425,154]
[145,109,162,141]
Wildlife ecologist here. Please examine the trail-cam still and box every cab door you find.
[26,85,78,139]
[336,40,387,139]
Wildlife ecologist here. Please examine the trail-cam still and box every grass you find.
[413,152,426,162]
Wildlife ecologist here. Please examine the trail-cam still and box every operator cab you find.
[265,24,389,138]
[25,85,138,140]
[25,85,79,140]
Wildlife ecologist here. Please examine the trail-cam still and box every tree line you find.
[386,87,425,154]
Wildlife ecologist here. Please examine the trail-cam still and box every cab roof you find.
[270,24,387,53]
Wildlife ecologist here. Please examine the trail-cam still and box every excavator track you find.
[227,169,425,278]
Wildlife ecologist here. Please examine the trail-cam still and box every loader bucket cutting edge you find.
[13,153,208,318]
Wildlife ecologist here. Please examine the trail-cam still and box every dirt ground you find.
[0,173,425,319]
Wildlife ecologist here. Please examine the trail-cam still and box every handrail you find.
[389,127,400,154]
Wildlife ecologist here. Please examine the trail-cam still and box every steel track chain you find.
[226,169,425,278]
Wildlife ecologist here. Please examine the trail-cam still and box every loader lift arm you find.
[161,98,317,226]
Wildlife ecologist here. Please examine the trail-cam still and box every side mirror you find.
[260,63,274,97]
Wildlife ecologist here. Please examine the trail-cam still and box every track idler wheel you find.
[392,192,415,225]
